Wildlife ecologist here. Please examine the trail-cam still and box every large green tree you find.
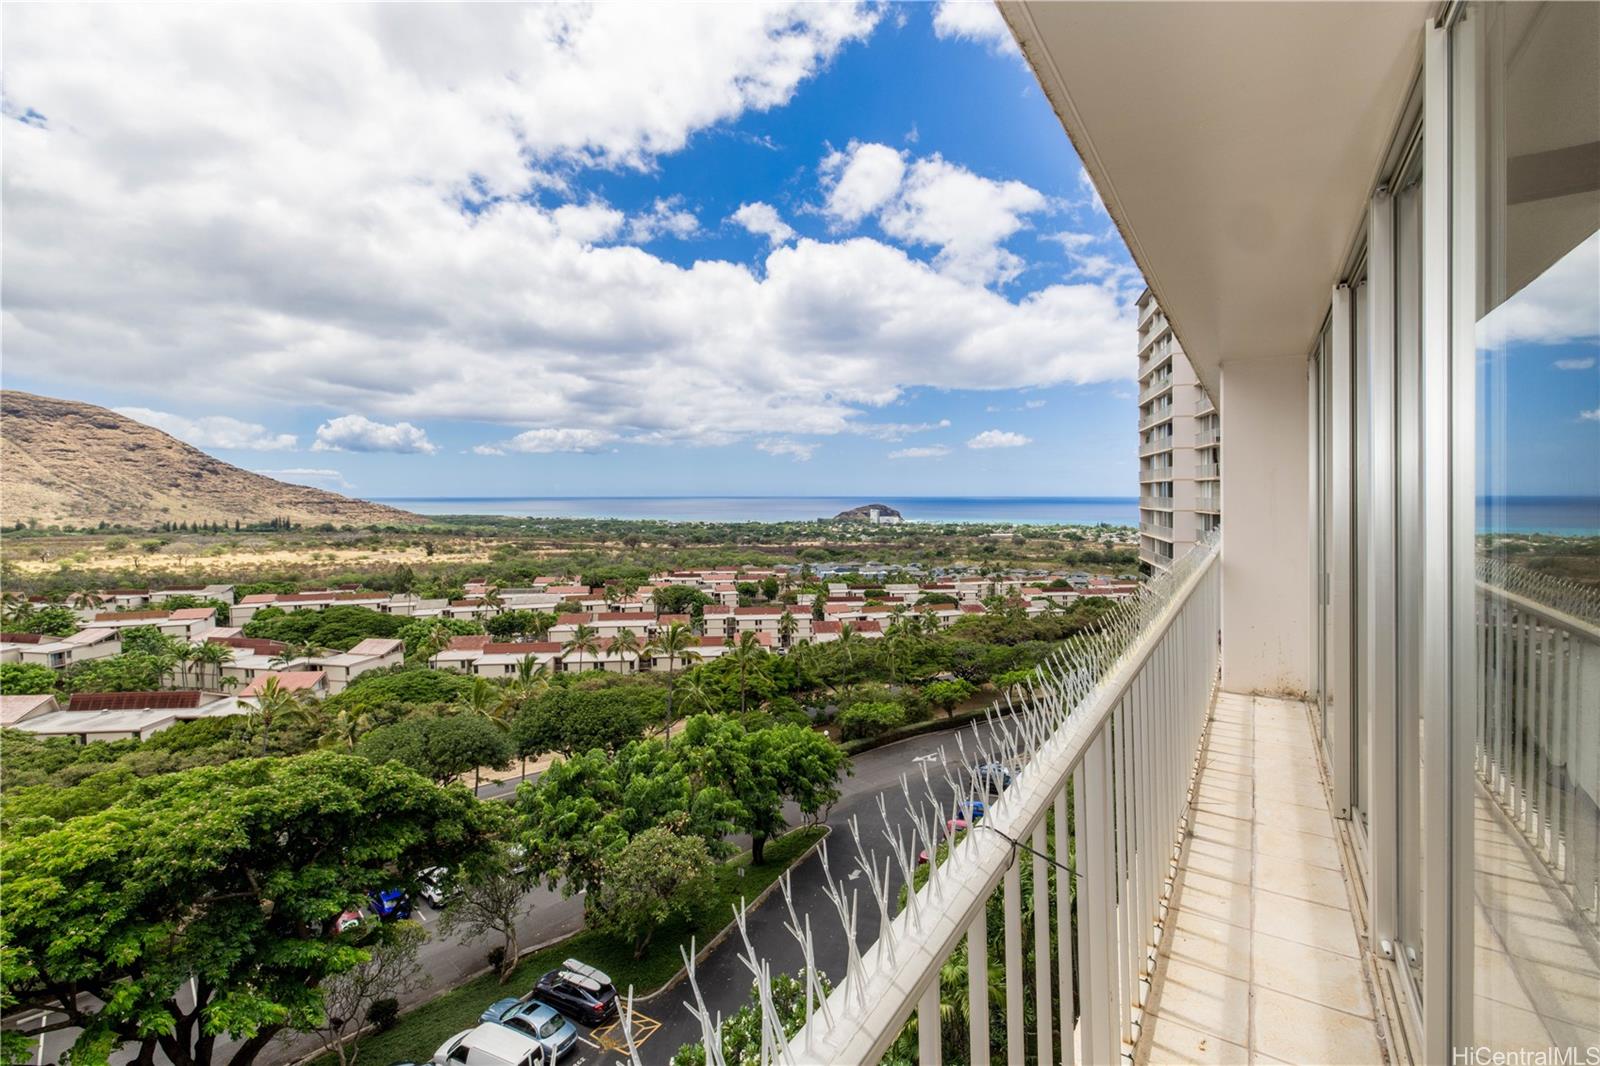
[0,753,499,1066]
[589,827,712,958]
[355,712,512,788]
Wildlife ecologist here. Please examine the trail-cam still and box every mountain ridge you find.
[0,391,423,528]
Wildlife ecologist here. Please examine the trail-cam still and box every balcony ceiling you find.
[1003,1,1431,394]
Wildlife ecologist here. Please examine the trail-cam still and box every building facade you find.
[1137,288,1221,572]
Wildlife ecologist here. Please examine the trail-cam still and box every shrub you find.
[366,998,400,1032]
[837,701,907,741]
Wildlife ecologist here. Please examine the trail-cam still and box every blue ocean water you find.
[373,495,1142,526]
[1477,496,1600,536]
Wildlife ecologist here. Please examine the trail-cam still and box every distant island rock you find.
[0,390,425,528]
[833,503,903,525]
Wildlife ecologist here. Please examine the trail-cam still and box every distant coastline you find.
[369,495,1143,526]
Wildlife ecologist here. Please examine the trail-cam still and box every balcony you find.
[1140,519,1174,537]
[1140,494,1173,510]
[1139,466,1172,484]
[1195,426,1220,446]
[1138,408,1172,432]
[1138,439,1169,459]
[1196,462,1220,479]
[773,543,1227,1064]
[1138,375,1173,405]
[1196,493,1220,512]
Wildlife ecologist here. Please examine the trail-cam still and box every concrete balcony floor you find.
[1136,693,1388,1064]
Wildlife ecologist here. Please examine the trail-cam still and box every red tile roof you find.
[445,635,491,651]
[734,607,785,616]
[94,610,168,621]
[0,632,45,644]
[241,671,326,696]
[168,607,217,621]
[239,593,280,605]
[556,613,592,626]
[207,635,289,655]
[482,642,562,655]
[68,691,206,712]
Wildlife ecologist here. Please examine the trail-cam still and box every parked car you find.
[368,889,412,921]
[418,867,451,909]
[533,959,617,1026]
[481,998,579,1063]
[974,763,1013,794]
[333,908,364,934]
[432,1026,543,1066]
[956,800,987,823]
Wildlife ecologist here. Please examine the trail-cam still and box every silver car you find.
[480,998,579,1064]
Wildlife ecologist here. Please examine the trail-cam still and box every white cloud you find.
[820,142,906,225]
[254,467,352,490]
[487,427,617,454]
[1555,357,1596,370]
[730,202,796,245]
[2,5,1135,457]
[931,0,1019,55]
[829,146,1050,286]
[757,438,817,462]
[313,414,437,454]
[1023,399,1046,409]
[967,429,1031,449]
[115,407,296,451]
[628,197,699,243]
[1476,234,1599,348]
[845,418,950,441]
[888,445,950,459]
[1581,408,1600,422]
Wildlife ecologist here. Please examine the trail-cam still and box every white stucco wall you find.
[1220,356,1312,694]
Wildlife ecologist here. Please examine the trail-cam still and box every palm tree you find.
[609,627,642,671]
[173,643,200,688]
[647,622,700,743]
[192,640,234,689]
[835,621,862,664]
[481,585,505,613]
[675,672,716,717]
[562,623,602,672]
[457,676,501,719]
[250,676,300,755]
[514,654,549,689]
[270,641,317,670]
[321,708,371,750]
[728,630,767,714]
[777,610,799,650]
[529,611,558,641]
[69,589,104,613]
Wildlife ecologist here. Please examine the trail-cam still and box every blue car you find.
[481,998,579,1063]
[957,800,987,823]
[368,889,413,921]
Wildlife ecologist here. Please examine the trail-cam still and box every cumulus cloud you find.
[1023,399,1046,409]
[255,467,352,490]
[730,202,796,245]
[888,445,950,459]
[1581,408,1600,422]
[1555,357,1596,370]
[313,414,437,454]
[757,438,817,461]
[967,429,1031,449]
[628,197,700,243]
[820,142,906,225]
[845,418,951,441]
[116,407,296,451]
[931,0,1019,55]
[485,427,617,454]
[2,4,1135,458]
[1477,234,1599,348]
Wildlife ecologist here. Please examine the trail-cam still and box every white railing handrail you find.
[780,541,1221,1064]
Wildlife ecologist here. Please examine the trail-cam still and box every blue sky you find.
[4,3,1593,502]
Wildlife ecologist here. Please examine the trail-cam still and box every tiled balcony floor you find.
[1136,692,1388,1065]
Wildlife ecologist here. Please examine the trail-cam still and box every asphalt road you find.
[12,718,997,1066]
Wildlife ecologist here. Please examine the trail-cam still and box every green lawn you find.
[317,824,827,1066]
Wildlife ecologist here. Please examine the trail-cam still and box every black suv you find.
[533,960,617,1026]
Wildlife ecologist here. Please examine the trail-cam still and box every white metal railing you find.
[1138,437,1169,458]
[1140,494,1173,510]
[1195,427,1220,446]
[1139,520,1173,537]
[1138,376,1172,404]
[1196,462,1220,479]
[1195,493,1220,512]
[1475,559,1600,930]
[1137,408,1171,431]
[715,541,1222,1066]
[1138,467,1171,484]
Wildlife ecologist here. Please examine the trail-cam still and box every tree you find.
[5,605,80,637]
[511,684,659,759]
[437,843,536,984]
[590,828,712,958]
[0,753,498,1066]
[561,623,602,670]
[356,713,513,788]
[728,631,767,714]
[0,662,57,695]
[303,920,427,1066]
[777,610,799,650]
[609,626,642,669]
[250,675,303,755]
[924,678,977,718]
[192,640,235,689]
[653,585,711,619]
[647,623,700,743]
[397,618,482,661]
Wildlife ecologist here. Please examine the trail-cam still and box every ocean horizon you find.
[371,494,1600,534]
[372,495,1142,526]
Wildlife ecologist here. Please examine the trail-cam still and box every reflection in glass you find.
[1463,1,1600,1054]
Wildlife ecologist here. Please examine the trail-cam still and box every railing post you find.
[1032,822,1053,1066]
[1055,787,1076,1066]
[1004,856,1024,1066]
[918,980,941,1066]
[968,913,991,1066]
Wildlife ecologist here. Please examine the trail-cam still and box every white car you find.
[432,1025,544,1066]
